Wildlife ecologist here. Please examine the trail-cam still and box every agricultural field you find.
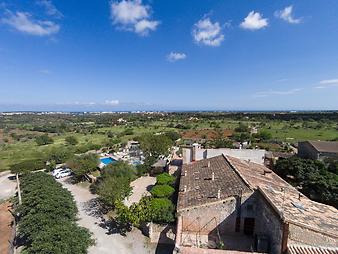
[0,112,337,171]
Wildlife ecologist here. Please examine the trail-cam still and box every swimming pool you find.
[100,157,116,165]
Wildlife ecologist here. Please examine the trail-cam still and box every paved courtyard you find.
[124,176,156,207]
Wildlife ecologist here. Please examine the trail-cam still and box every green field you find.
[0,113,337,171]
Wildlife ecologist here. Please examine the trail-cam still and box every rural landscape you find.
[1,0,338,253]
[0,111,337,253]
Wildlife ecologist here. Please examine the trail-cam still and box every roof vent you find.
[207,161,211,168]
[212,172,215,181]
[217,189,221,199]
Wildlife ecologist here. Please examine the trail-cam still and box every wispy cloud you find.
[192,17,224,47]
[59,100,119,107]
[110,0,159,36]
[275,5,302,24]
[167,52,186,62]
[1,11,60,36]
[253,88,302,98]
[240,11,268,30]
[104,100,120,106]
[36,0,63,19]
[315,79,338,89]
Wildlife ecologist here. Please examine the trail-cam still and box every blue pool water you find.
[100,157,116,165]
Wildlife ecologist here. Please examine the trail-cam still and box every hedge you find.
[17,172,93,254]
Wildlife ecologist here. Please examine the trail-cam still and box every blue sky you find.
[0,0,338,111]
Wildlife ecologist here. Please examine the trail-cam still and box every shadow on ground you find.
[155,244,174,254]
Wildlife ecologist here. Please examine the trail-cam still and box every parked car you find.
[55,169,72,179]
[52,168,66,177]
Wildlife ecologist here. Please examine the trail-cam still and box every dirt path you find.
[59,178,157,254]
[0,202,15,254]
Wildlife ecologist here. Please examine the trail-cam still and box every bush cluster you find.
[17,172,93,253]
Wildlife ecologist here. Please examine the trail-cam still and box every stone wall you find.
[254,192,283,254]
[288,223,338,248]
[298,142,318,160]
[148,222,176,245]
[179,194,252,247]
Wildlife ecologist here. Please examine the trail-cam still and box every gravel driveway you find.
[59,178,157,254]
[0,171,16,201]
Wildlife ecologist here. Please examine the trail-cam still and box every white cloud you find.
[167,52,186,62]
[240,11,268,30]
[192,18,224,47]
[110,0,159,36]
[275,6,301,24]
[104,100,120,106]
[36,0,63,19]
[315,79,338,89]
[2,11,60,36]
[253,88,302,98]
[134,19,159,36]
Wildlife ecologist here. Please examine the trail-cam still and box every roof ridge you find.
[222,154,253,190]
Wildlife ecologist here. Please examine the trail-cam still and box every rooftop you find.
[177,155,252,211]
[288,244,338,254]
[306,141,338,154]
[226,155,338,238]
[178,154,338,238]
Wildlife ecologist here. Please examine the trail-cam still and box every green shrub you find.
[156,173,175,185]
[150,184,175,198]
[65,135,78,145]
[150,198,175,223]
[35,134,54,146]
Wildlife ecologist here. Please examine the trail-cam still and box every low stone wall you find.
[148,222,176,245]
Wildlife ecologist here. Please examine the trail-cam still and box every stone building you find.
[298,141,338,160]
[175,155,338,254]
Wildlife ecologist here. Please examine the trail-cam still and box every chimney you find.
[217,189,221,199]
[184,170,187,176]
[212,172,215,181]
[184,185,187,192]
[208,161,211,168]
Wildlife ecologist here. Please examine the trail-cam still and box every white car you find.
[55,169,72,179]
[52,168,66,177]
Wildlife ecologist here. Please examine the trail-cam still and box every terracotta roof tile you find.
[177,155,252,211]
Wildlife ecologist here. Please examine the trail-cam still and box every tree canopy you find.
[137,133,172,158]
[17,172,93,254]
[275,157,338,208]
[66,153,99,179]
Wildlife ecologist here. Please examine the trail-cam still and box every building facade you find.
[298,141,338,160]
[175,155,338,254]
